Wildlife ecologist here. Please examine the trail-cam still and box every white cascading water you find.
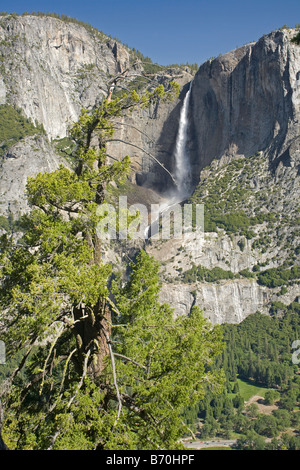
[144,81,193,239]
[172,80,193,201]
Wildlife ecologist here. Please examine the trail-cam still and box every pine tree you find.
[0,79,224,450]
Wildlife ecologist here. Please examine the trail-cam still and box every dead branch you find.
[112,120,156,145]
[0,340,36,398]
[106,138,176,184]
[59,348,77,394]
[39,325,65,395]
[102,330,122,425]
[0,400,8,450]
[47,413,74,450]
[67,349,91,409]
[105,296,122,317]
[113,353,147,371]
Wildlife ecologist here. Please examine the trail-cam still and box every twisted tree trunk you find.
[72,299,112,380]
[0,401,8,450]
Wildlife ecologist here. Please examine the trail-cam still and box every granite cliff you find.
[146,28,300,324]
[0,14,192,215]
[0,14,299,325]
[190,28,300,170]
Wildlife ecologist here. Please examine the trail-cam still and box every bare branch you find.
[0,340,37,398]
[39,325,65,395]
[107,60,150,87]
[67,349,91,409]
[112,120,156,144]
[102,330,122,425]
[0,400,8,450]
[105,153,142,172]
[105,296,122,317]
[47,413,73,450]
[113,353,147,371]
[47,429,62,451]
[166,399,197,440]
[59,348,77,394]
[106,138,176,184]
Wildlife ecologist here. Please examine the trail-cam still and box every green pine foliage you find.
[0,80,224,450]
[0,213,22,233]
[257,265,300,288]
[188,153,286,239]
[291,31,300,45]
[0,104,45,156]
[180,264,236,283]
[221,310,300,387]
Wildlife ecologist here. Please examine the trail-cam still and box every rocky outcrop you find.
[159,279,270,325]
[145,29,300,323]
[147,146,300,323]
[0,135,62,215]
[147,231,258,277]
[107,72,193,191]
[159,279,300,325]
[147,230,273,325]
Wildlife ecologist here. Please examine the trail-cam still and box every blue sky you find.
[0,0,299,65]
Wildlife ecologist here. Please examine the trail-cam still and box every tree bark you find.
[0,401,8,450]
[72,299,111,380]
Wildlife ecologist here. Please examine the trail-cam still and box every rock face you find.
[145,28,300,324]
[0,14,299,325]
[0,135,62,215]
[106,73,193,192]
[159,279,270,325]
[147,225,299,325]
[0,14,192,213]
[188,29,300,172]
[0,15,130,139]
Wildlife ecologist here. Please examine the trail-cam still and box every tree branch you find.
[106,138,176,184]
[112,120,156,145]
[0,340,37,398]
[0,400,8,450]
[39,325,65,396]
[67,349,91,409]
[47,413,74,450]
[59,348,77,394]
[113,353,147,371]
[102,331,122,425]
[105,296,122,317]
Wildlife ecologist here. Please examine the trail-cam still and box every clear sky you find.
[0,0,299,65]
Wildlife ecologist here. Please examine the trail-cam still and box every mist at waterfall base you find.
[145,82,193,240]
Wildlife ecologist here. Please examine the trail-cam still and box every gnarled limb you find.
[67,348,91,409]
[102,330,122,425]
[106,138,176,184]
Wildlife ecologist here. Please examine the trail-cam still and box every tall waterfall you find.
[144,81,193,240]
[173,81,193,201]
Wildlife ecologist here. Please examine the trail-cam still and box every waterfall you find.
[173,81,193,201]
[144,81,193,240]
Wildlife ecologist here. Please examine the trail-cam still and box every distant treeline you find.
[179,263,300,289]
[183,308,300,449]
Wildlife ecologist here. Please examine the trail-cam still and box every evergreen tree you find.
[236,430,266,450]
[0,79,224,450]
